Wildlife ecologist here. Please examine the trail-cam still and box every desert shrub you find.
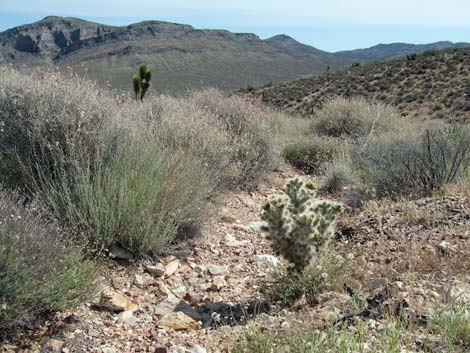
[0,68,114,190]
[140,89,276,188]
[321,161,356,193]
[40,129,213,255]
[312,97,402,141]
[0,193,97,337]
[0,69,274,256]
[261,177,343,272]
[353,125,470,199]
[282,136,344,174]
[188,89,275,186]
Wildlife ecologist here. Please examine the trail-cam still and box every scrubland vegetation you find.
[0,68,279,336]
[0,66,469,352]
[247,47,470,121]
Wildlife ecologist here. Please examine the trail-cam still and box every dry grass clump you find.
[0,68,276,256]
[353,125,470,199]
[0,192,97,337]
[312,97,403,140]
[141,88,276,188]
[282,136,347,174]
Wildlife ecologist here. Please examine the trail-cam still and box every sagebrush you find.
[0,193,97,337]
[0,68,276,255]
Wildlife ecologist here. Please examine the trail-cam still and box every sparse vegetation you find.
[431,297,470,350]
[0,69,276,256]
[1,44,470,352]
[0,193,97,338]
[262,252,349,308]
[312,97,402,140]
[321,161,356,193]
[232,318,411,353]
[247,47,470,121]
[353,125,470,198]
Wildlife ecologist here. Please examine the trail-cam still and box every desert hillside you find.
[245,47,470,121]
[336,41,470,62]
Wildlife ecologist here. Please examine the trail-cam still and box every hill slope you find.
[336,41,470,62]
[245,47,470,121]
[0,17,354,92]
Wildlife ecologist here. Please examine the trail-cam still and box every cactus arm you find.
[261,177,343,273]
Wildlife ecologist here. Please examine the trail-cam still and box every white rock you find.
[210,276,226,291]
[224,233,251,247]
[172,286,188,298]
[207,264,229,275]
[101,347,117,353]
[438,241,451,253]
[247,220,268,232]
[281,321,290,329]
[253,254,279,267]
[165,259,180,277]
[192,345,207,353]
[118,310,137,326]
[99,289,138,312]
[146,263,166,277]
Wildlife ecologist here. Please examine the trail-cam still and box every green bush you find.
[41,131,213,255]
[0,193,97,337]
[312,97,402,141]
[431,297,470,350]
[321,161,356,193]
[353,125,470,199]
[136,89,276,189]
[282,136,344,174]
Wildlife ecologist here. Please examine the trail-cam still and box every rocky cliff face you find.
[0,16,354,91]
[0,16,117,62]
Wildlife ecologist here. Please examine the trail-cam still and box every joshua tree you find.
[133,64,153,101]
[325,65,331,82]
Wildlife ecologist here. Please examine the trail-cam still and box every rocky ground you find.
[2,169,470,353]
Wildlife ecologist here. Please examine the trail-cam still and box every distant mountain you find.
[0,16,354,92]
[2,17,468,93]
[244,47,470,121]
[336,41,470,62]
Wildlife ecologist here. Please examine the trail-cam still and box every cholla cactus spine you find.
[133,64,153,101]
[262,177,343,272]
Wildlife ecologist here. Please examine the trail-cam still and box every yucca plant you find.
[133,64,153,101]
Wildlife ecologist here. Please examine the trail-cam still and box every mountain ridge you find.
[336,41,470,62]
[1,16,469,92]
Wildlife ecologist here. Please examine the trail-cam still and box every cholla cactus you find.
[261,177,343,272]
[133,64,153,101]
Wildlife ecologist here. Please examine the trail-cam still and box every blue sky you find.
[1,0,469,52]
